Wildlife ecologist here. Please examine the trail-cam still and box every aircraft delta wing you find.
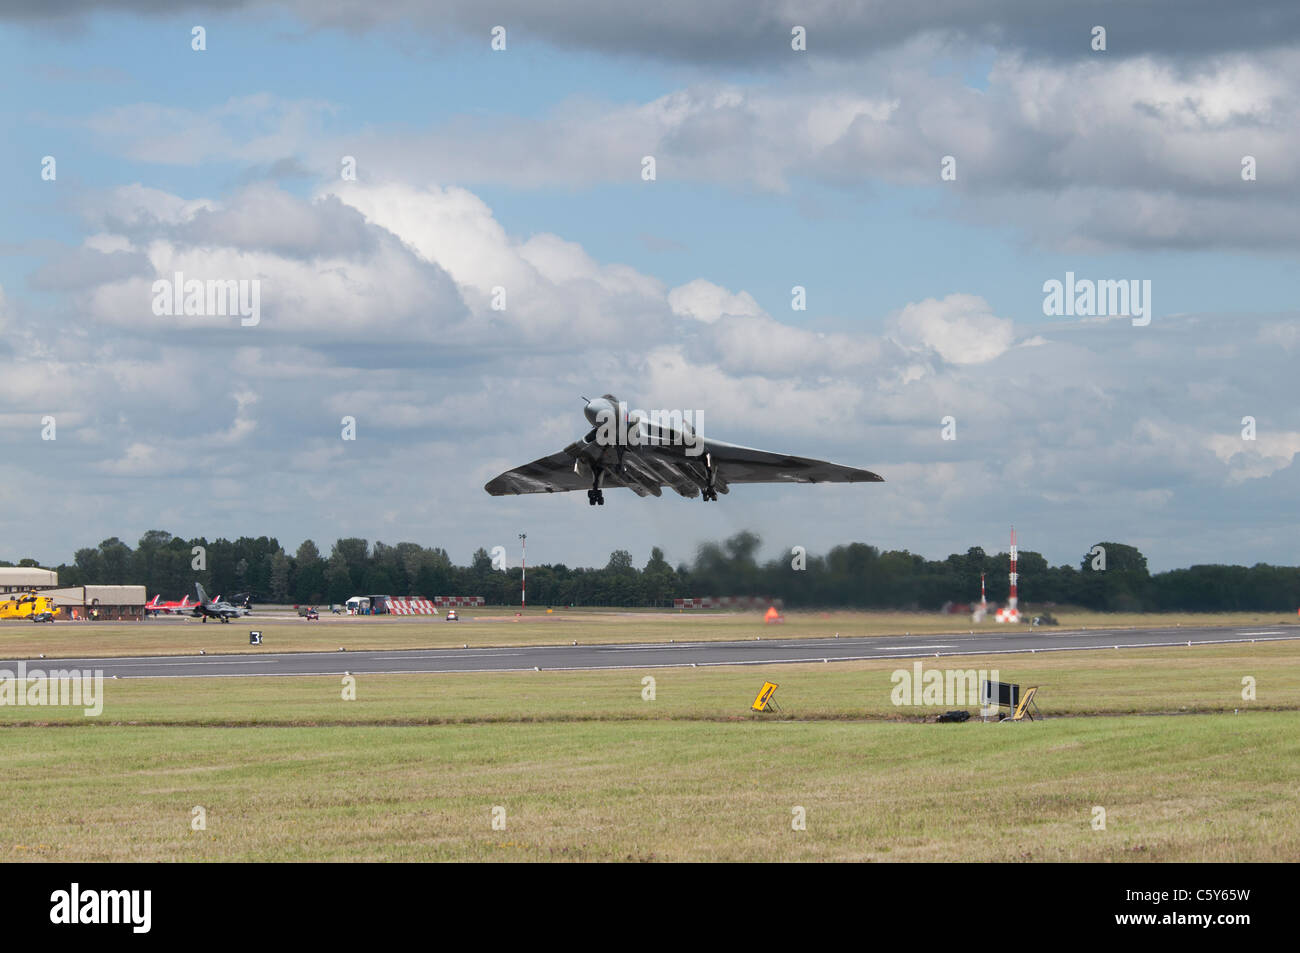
[485,395,883,505]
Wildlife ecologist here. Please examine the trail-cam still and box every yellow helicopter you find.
[0,590,60,623]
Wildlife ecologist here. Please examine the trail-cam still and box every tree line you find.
[3,530,1298,612]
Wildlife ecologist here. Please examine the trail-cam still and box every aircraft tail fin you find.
[195,582,210,604]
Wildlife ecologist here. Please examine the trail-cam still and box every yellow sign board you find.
[1012,686,1039,721]
[751,681,779,712]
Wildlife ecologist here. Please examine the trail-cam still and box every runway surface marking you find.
[2,625,1295,679]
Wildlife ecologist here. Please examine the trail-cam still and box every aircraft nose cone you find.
[584,398,615,426]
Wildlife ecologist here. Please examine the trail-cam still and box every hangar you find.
[0,568,147,620]
[0,567,58,594]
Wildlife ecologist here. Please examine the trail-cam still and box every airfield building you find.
[50,586,149,621]
[0,568,147,620]
[0,567,58,593]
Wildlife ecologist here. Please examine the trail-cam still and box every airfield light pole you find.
[1009,527,1018,614]
[519,533,526,610]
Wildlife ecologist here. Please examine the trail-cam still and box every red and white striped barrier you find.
[388,598,437,615]
[434,596,485,607]
[388,597,485,614]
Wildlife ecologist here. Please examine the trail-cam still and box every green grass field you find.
[0,607,1293,660]
[4,715,1296,861]
[2,639,1299,861]
[0,642,1294,725]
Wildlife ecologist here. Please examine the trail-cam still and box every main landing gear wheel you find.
[701,454,719,501]
[587,488,605,506]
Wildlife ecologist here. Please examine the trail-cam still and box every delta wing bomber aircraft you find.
[485,395,884,505]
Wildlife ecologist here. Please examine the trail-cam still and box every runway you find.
[2,624,1295,678]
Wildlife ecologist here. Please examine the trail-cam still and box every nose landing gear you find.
[700,453,718,501]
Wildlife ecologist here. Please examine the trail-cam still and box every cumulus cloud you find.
[890,294,1016,365]
[702,313,889,376]
[71,182,468,343]
[87,184,217,230]
[1206,431,1300,482]
[5,0,1300,579]
[74,42,1300,252]
[9,1,1300,65]
[5,174,1299,571]
[668,278,763,323]
[36,8,1295,257]
[320,180,672,345]
[28,246,153,291]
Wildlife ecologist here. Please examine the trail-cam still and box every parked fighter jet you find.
[190,583,248,623]
[145,594,195,617]
[485,395,883,505]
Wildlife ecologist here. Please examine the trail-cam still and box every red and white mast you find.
[995,526,1020,622]
[1008,526,1018,613]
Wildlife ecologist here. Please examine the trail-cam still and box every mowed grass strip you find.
[0,642,1295,726]
[1,714,1297,861]
[0,608,1293,659]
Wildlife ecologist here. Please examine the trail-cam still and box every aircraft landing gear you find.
[587,489,605,505]
[701,453,718,501]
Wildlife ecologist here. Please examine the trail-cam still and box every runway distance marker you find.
[751,681,780,713]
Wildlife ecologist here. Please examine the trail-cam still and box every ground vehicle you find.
[0,591,60,622]
[345,595,392,615]
[446,609,458,622]
[300,607,319,620]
